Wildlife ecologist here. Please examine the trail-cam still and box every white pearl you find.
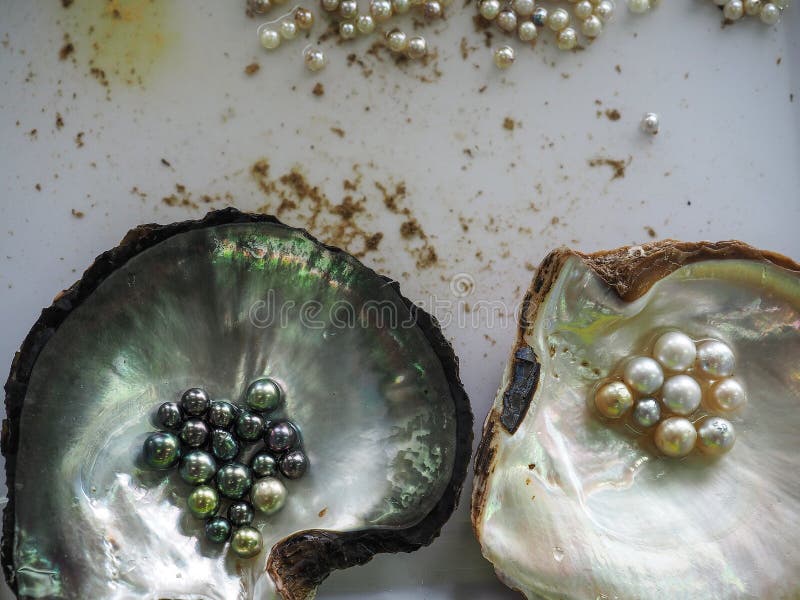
[370,0,394,20]
[696,340,735,378]
[653,331,695,372]
[479,0,502,18]
[356,14,376,33]
[339,20,357,39]
[575,0,594,18]
[406,36,428,59]
[723,0,744,19]
[512,0,536,16]
[696,417,736,456]
[393,0,412,12]
[661,374,702,416]
[556,27,577,50]
[760,2,780,23]
[424,0,443,18]
[623,356,664,395]
[339,0,358,17]
[594,381,634,419]
[744,0,762,14]
[532,6,548,25]
[259,27,281,50]
[518,21,538,41]
[321,0,340,10]
[655,417,697,458]
[303,46,327,71]
[708,378,747,412]
[628,0,650,12]
[641,112,660,135]
[581,15,603,36]
[493,45,515,69]
[632,397,661,427]
[594,0,615,21]
[386,29,409,52]
[547,7,570,30]
[497,9,518,31]
[279,20,298,40]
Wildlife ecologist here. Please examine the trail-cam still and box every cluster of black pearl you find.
[593,331,746,459]
[141,380,309,558]
[711,0,789,24]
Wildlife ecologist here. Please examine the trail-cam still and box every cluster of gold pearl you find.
[712,0,789,24]
[593,331,746,459]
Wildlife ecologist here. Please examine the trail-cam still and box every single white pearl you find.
[696,340,735,378]
[759,2,780,23]
[321,0,340,11]
[696,417,736,456]
[518,21,538,41]
[356,14,376,33]
[424,0,443,18]
[633,398,661,427]
[661,374,702,415]
[723,0,745,18]
[340,0,359,17]
[708,378,747,412]
[623,356,664,395]
[532,6,549,25]
[653,331,696,372]
[406,36,428,59]
[628,0,650,12]
[594,0,615,21]
[594,381,634,419]
[512,0,536,16]
[641,112,660,135]
[547,7,570,30]
[744,0,762,14]
[556,27,577,50]
[370,0,394,20]
[303,46,327,71]
[575,0,594,18]
[259,27,282,50]
[339,20,357,39]
[479,0,502,19]
[493,45,515,69]
[655,417,697,458]
[393,0,412,12]
[497,9,518,31]
[581,15,603,36]
[386,29,409,52]
[279,20,298,40]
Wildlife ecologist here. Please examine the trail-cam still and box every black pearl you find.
[156,402,183,430]
[211,429,239,462]
[208,401,237,430]
[181,388,210,416]
[235,411,265,442]
[251,452,278,478]
[180,418,210,447]
[279,449,309,480]
[227,501,255,526]
[245,378,282,413]
[179,450,217,485]
[266,420,299,453]
[143,432,181,470]
[205,516,231,543]
[216,462,254,499]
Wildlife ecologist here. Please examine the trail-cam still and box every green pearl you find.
[187,485,219,519]
[230,526,263,558]
[205,517,232,543]
[216,463,253,499]
[142,432,180,470]
[245,378,282,413]
[179,450,217,485]
[211,429,239,462]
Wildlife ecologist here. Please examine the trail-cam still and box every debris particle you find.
[244,62,260,76]
[74,132,84,148]
[614,64,621,73]
[59,41,75,61]
[312,82,325,96]
[604,109,621,121]
[71,209,85,218]
[588,156,631,180]
[318,507,328,518]
[330,127,345,138]
[55,113,64,130]
[645,226,657,238]
[161,158,171,167]
[61,0,74,7]
[502,117,516,131]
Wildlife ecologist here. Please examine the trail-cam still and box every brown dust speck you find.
[74,132,85,148]
[503,117,516,131]
[312,82,325,96]
[71,209,85,218]
[588,156,631,180]
[605,109,621,121]
[645,226,657,238]
[330,127,345,138]
[55,113,64,130]
[318,507,328,518]
[244,62,260,76]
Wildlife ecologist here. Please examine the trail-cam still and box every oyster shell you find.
[2,209,473,599]
[472,240,800,599]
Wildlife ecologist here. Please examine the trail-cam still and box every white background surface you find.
[0,0,798,598]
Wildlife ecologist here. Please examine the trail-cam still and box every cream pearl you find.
[744,0,762,14]
[708,378,747,412]
[581,15,603,37]
[661,374,702,416]
[556,27,577,50]
[406,36,428,59]
[633,397,661,428]
[279,20,298,40]
[696,340,735,378]
[370,0,394,20]
[696,417,736,456]
[512,0,536,16]
[594,381,634,419]
[518,21,538,41]
[653,331,696,372]
[321,0,340,10]
[547,7,570,30]
[424,0,443,18]
[259,27,281,50]
[393,0,412,12]
[303,46,327,71]
[250,0,272,13]
[723,0,745,19]
[386,29,409,53]
[339,0,358,17]
[655,417,697,457]
[594,0,615,21]
[575,0,594,18]
[641,112,660,135]
[759,2,780,23]
[493,45,515,69]
[479,0,502,19]
[339,21,357,39]
[497,10,518,31]
[628,0,650,12]
[295,7,315,28]
[623,356,664,395]
[356,14,376,33]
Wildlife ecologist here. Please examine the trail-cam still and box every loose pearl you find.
[594,0,615,21]
[581,15,603,37]
[280,449,310,479]
[250,477,288,515]
[518,21,538,41]
[575,0,594,18]
[180,418,210,447]
[744,0,762,14]
[387,29,409,53]
[230,526,263,558]
[303,46,327,71]
[143,432,181,469]
[623,356,664,395]
[661,374,702,416]
[493,45,515,69]
[340,0,358,17]
[497,9,518,31]
[321,0,340,11]
[208,400,237,430]
[512,0,536,16]
[406,36,428,59]
[633,398,661,427]
[187,485,219,519]
[641,112,660,135]
[628,0,650,12]
[339,21,357,39]
[211,429,239,462]
[532,6,549,25]
[295,7,315,28]
[216,463,254,499]
[594,381,634,418]
[424,0,443,18]
[181,388,210,417]
[356,14,376,33]
[394,0,412,12]
[696,340,735,377]
[370,0,394,20]
[250,0,272,13]
[547,7,570,30]
[556,27,577,49]
[759,2,780,23]
[479,0,502,19]
[696,417,736,456]
[723,0,744,19]
[251,452,278,478]
[156,401,183,430]
[279,20,298,40]
[259,27,282,50]
[653,331,696,371]
[205,517,232,543]
[708,378,747,412]
[227,501,255,526]
[236,411,265,441]
[654,417,697,458]
[179,450,218,485]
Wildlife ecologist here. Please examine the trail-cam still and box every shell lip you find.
[1,207,474,600]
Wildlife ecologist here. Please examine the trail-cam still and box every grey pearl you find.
[236,411,265,442]
[216,462,254,499]
[180,418,210,447]
[279,449,308,480]
[179,450,217,485]
[251,452,278,478]
[211,429,239,462]
[156,402,183,430]
[143,432,181,470]
[633,398,661,428]
[227,501,255,526]
[245,378,282,413]
[266,421,299,453]
[205,517,231,543]
[181,388,210,416]
[208,401,237,430]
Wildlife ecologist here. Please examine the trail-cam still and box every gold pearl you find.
[230,526,263,558]
[594,381,633,418]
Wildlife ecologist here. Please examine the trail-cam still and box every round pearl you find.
[280,449,309,479]
[157,402,182,430]
[250,477,288,515]
[295,7,314,28]
[246,379,281,413]
[479,0,502,19]
[250,0,272,13]
[180,418,210,447]
[628,0,650,12]
[744,0,762,14]
[143,432,180,469]
[356,14,376,33]
[236,411,265,442]
[581,15,603,36]
[641,112,660,135]
[227,501,255,526]
[230,526,263,558]
[547,7,570,30]
[279,20,298,40]
[532,6,549,25]
[387,30,409,53]
[623,356,664,395]
[424,0,443,19]
[370,0,394,20]
[339,0,358,17]
[594,0,615,21]
[259,28,281,50]
[774,0,789,8]
[187,485,219,519]
[661,374,702,415]
[181,388,209,417]
[760,2,780,23]
[493,45,515,69]
[394,0,412,12]
[304,47,327,71]
[321,0,340,11]
[696,417,736,456]
[653,331,696,372]
[556,27,577,49]
[251,452,278,478]
[208,401,236,430]
[179,450,217,485]
[518,21,538,41]
[723,0,744,19]
[708,378,747,412]
[512,0,536,15]
[205,517,231,543]
[497,9,518,31]
[339,21,357,39]
[632,398,661,428]
[211,429,239,462]
[406,36,428,59]
[216,463,254,499]
[594,381,634,418]
[696,340,735,378]
[575,0,594,18]
[654,417,697,458]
